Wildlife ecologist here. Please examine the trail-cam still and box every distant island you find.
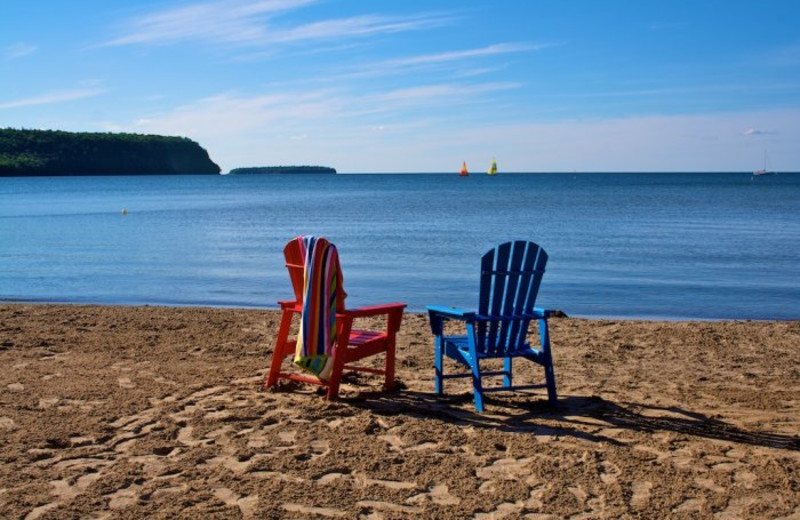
[227,166,336,175]
[0,128,221,176]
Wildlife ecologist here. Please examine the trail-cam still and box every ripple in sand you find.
[282,503,347,517]
[474,501,524,519]
[249,470,306,483]
[316,471,349,485]
[23,502,59,520]
[406,484,460,506]
[672,497,705,513]
[476,457,532,480]
[52,457,111,471]
[357,500,421,515]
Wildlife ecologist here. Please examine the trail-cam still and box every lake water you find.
[1,172,798,320]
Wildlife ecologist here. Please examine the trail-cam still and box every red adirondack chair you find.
[265,236,406,399]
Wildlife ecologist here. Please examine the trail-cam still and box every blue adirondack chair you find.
[427,241,558,412]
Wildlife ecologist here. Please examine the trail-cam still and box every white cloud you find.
[104,0,452,49]
[0,88,107,110]
[265,13,452,44]
[383,43,553,68]
[3,42,37,59]
[104,0,316,46]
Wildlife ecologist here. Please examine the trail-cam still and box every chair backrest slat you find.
[284,237,346,312]
[505,241,537,349]
[477,241,547,355]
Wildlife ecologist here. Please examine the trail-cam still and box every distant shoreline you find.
[227,166,336,175]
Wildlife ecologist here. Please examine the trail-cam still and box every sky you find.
[1,0,799,173]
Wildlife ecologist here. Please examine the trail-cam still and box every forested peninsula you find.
[0,128,221,176]
[227,166,336,175]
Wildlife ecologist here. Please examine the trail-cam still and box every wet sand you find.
[1,304,798,519]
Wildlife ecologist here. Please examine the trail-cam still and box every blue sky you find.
[1,0,799,173]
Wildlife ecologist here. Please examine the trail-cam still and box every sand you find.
[0,303,798,519]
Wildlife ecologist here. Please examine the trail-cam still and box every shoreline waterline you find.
[2,300,796,323]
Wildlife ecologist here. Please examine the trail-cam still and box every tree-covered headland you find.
[0,128,221,176]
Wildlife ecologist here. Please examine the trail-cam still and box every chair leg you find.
[470,358,485,413]
[326,318,353,400]
[538,318,558,404]
[326,349,346,400]
[383,338,396,392]
[503,357,513,388]
[434,336,444,396]
[266,309,295,389]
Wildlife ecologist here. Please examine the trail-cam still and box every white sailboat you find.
[753,151,772,176]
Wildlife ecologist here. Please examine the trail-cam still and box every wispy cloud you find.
[104,0,453,48]
[0,88,107,110]
[104,0,316,46]
[3,42,37,59]
[383,42,553,68]
[295,42,549,84]
[265,13,452,44]
[377,82,520,104]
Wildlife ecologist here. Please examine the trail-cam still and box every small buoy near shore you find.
[121,208,128,215]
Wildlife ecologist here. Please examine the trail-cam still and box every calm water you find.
[1,172,798,320]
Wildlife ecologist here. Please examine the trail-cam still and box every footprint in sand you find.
[599,460,621,484]
[630,480,653,509]
[213,487,259,519]
[106,481,144,509]
[23,473,106,520]
[38,397,60,409]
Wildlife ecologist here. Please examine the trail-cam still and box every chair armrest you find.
[426,305,476,321]
[341,303,406,334]
[278,300,302,311]
[531,307,557,318]
[427,305,477,336]
[343,303,406,318]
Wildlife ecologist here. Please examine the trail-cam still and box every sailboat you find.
[487,158,497,176]
[753,151,772,176]
[459,161,469,177]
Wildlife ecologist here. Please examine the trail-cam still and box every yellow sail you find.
[487,158,497,176]
[460,161,469,176]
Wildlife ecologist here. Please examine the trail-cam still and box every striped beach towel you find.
[293,235,340,381]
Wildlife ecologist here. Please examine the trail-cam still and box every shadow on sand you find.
[348,389,800,451]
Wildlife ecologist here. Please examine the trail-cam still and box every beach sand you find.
[1,304,798,519]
